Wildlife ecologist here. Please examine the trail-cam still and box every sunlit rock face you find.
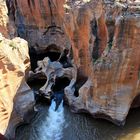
[65,0,140,125]
[0,34,35,139]
[6,0,140,125]
[0,0,9,37]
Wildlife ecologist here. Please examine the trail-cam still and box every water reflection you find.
[15,105,140,140]
[63,106,140,140]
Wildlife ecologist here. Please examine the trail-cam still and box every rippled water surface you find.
[16,101,140,140]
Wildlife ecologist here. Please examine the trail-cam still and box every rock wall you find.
[5,0,140,125]
[63,1,140,124]
[0,0,9,37]
[64,0,140,125]
[8,0,66,50]
[0,34,35,139]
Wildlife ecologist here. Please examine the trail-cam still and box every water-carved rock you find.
[1,0,140,126]
[28,57,77,101]
[0,34,35,139]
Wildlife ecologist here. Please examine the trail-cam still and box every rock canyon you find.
[0,0,140,139]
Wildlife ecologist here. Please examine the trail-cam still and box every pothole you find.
[29,44,61,71]
[74,76,88,97]
[52,77,70,92]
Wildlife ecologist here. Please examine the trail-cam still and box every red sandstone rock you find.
[64,1,140,125]
[1,0,140,128]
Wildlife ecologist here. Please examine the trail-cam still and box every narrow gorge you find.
[0,0,140,140]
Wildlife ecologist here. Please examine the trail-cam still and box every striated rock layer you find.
[0,34,35,139]
[0,0,9,37]
[6,0,140,125]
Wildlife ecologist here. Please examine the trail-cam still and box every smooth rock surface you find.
[0,34,35,139]
[0,0,9,37]
[6,0,140,125]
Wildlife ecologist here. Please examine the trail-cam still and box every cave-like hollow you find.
[52,77,70,93]
[74,71,88,97]
[51,77,71,108]
[29,44,61,70]
[27,77,47,91]
[27,77,49,104]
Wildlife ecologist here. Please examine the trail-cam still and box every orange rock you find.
[65,1,140,125]
[0,35,35,139]
[1,0,140,127]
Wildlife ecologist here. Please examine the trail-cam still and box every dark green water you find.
[15,103,140,140]
[18,80,140,140]
[16,80,140,140]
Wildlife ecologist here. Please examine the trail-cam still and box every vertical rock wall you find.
[0,0,9,37]
[3,0,140,125]
[0,1,35,138]
[0,35,35,139]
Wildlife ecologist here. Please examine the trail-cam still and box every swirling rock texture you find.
[0,0,8,37]
[0,1,138,136]
[8,0,140,125]
[0,34,35,139]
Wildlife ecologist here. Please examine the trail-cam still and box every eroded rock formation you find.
[0,0,9,37]
[1,0,140,127]
[29,57,76,95]
[0,34,35,139]
[64,0,140,125]
[9,0,140,125]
